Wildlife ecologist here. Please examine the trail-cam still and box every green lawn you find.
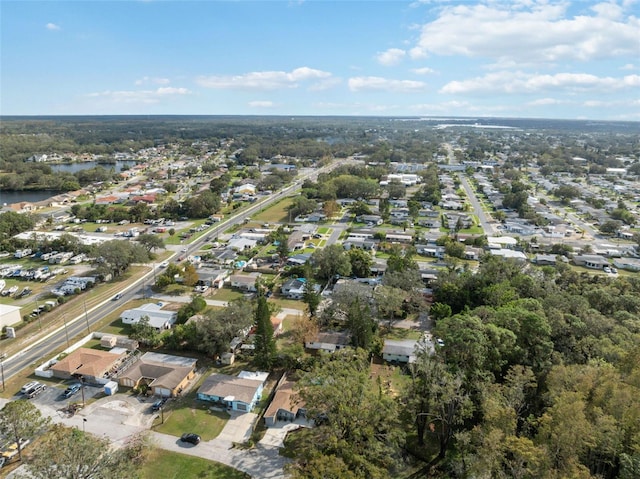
[154,402,229,441]
[316,227,330,234]
[251,197,294,223]
[211,287,244,302]
[140,449,249,479]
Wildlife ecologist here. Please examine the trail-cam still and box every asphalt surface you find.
[459,175,495,236]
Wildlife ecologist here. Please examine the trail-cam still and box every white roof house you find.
[120,303,177,330]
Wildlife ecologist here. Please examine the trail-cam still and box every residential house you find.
[120,303,177,330]
[382,339,419,364]
[196,267,230,289]
[613,257,640,272]
[355,214,383,225]
[117,352,196,397]
[50,348,126,383]
[264,380,306,427]
[534,254,558,266]
[196,371,268,412]
[229,273,261,292]
[281,278,321,299]
[386,233,413,244]
[305,331,351,353]
[227,237,257,251]
[573,254,611,270]
[236,183,257,196]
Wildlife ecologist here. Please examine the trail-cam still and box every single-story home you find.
[196,267,230,288]
[382,339,418,364]
[197,371,268,412]
[50,347,126,383]
[117,352,197,397]
[120,303,177,330]
[305,331,351,353]
[613,257,640,272]
[264,380,306,427]
[573,254,610,270]
[534,254,558,266]
[227,237,258,251]
[229,273,261,292]
[281,278,320,300]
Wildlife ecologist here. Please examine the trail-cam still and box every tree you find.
[347,297,377,350]
[23,424,148,479]
[290,349,404,479]
[374,285,405,327]
[136,233,165,253]
[197,298,254,357]
[93,240,149,278]
[0,400,50,462]
[429,302,452,322]
[323,199,339,218]
[253,295,276,369]
[348,248,373,278]
[312,244,351,281]
[129,201,151,223]
[130,316,162,347]
[405,353,473,458]
[182,263,199,287]
[303,275,321,317]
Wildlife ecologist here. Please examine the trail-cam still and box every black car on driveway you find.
[180,433,201,445]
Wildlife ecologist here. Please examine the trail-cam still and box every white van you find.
[20,381,39,395]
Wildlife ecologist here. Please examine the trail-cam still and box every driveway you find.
[150,409,290,479]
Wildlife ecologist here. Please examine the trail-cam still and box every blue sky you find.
[1,0,639,120]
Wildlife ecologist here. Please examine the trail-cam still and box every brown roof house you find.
[50,348,126,382]
[197,371,268,412]
[117,352,197,397]
[263,380,307,427]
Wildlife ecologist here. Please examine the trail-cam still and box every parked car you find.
[20,381,39,395]
[151,397,168,412]
[26,383,46,399]
[180,433,201,445]
[62,383,81,399]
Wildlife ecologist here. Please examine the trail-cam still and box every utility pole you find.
[83,299,90,334]
[0,353,6,392]
[62,314,70,347]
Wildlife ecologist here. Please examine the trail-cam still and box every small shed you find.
[220,352,235,365]
[104,381,119,396]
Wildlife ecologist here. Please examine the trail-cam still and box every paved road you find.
[459,175,495,236]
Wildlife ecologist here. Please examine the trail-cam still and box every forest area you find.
[284,257,640,479]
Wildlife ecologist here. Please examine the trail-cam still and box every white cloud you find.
[86,87,190,104]
[248,100,275,108]
[527,98,565,106]
[409,1,640,64]
[348,76,427,93]
[411,67,436,75]
[376,48,406,66]
[196,67,332,90]
[440,71,640,94]
[135,76,171,86]
[620,63,637,70]
[45,23,61,31]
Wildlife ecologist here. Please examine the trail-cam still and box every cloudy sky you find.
[1,0,639,119]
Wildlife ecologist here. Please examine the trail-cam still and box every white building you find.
[120,303,177,330]
[0,304,21,329]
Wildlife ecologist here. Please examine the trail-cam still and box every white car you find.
[159,261,169,268]
[181,248,188,253]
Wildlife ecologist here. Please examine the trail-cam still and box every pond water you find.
[0,190,58,205]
